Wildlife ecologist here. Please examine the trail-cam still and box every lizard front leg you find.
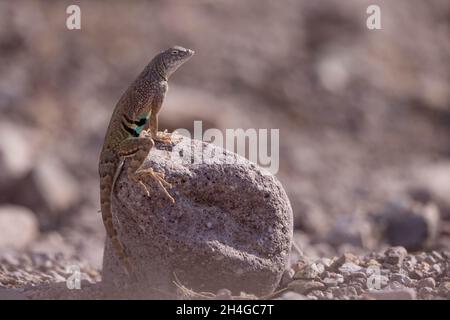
[117,135,175,203]
[149,93,173,144]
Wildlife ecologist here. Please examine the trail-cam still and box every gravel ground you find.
[278,247,449,300]
[0,246,448,300]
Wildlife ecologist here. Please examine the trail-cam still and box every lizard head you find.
[158,46,194,79]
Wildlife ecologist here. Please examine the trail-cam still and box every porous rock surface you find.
[102,135,293,296]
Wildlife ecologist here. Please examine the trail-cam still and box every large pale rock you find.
[102,135,293,296]
[0,205,38,250]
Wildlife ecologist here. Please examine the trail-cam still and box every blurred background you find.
[0,0,449,269]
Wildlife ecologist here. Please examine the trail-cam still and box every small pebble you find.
[390,273,412,286]
[338,262,362,273]
[288,280,325,295]
[431,264,441,274]
[294,263,323,279]
[417,277,436,289]
[329,253,358,270]
[215,289,232,300]
[409,269,423,280]
[280,268,295,287]
[430,251,443,262]
[364,288,417,300]
[346,286,358,297]
[438,282,450,298]
[279,291,306,300]
[322,278,338,287]
[384,247,408,266]
[424,255,436,264]
[350,271,367,279]
[418,287,433,296]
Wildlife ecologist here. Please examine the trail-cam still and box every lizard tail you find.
[100,162,135,279]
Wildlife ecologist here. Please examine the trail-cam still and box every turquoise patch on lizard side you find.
[134,114,150,135]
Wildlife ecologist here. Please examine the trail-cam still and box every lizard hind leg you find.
[134,167,174,203]
[128,165,175,203]
[119,136,175,203]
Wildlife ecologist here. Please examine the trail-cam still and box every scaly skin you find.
[99,46,194,278]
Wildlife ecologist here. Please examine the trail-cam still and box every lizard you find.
[98,46,194,278]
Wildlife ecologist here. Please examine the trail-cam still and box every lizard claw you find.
[154,130,173,144]
[132,169,175,203]
[137,180,151,197]
[139,130,152,139]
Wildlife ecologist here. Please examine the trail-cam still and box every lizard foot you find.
[153,130,173,144]
[131,169,175,203]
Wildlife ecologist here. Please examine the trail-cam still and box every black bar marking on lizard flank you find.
[123,115,147,127]
[121,121,140,137]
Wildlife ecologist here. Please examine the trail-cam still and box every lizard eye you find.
[171,50,178,55]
